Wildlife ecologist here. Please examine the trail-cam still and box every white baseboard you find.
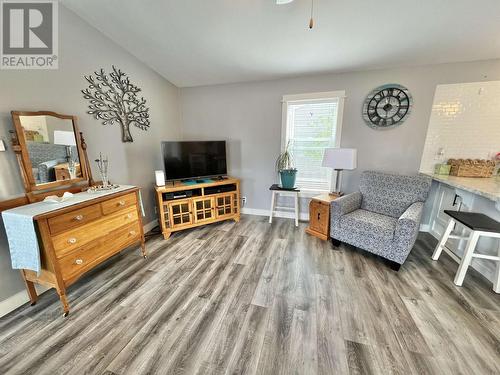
[0,219,160,318]
[0,285,48,318]
[143,219,158,233]
[419,224,430,232]
[242,207,309,221]
[0,290,29,318]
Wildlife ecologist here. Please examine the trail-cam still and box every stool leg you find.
[493,242,500,294]
[432,219,455,260]
[294,193,299,227]
[454,231,480,287]
[269,191,275,224]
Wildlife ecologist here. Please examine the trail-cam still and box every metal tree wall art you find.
[82,66,150,142]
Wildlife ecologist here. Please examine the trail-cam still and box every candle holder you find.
[88,153,119,193]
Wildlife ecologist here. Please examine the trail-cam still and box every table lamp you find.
[322,148,357,195]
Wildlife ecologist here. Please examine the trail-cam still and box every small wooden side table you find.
[54,162,81,181]
[306,193,341,240]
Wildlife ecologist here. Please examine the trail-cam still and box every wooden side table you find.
[306,193,340,240]
[54,162,81,181]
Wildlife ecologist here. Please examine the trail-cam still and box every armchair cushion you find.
[340,209,397,241]
[359,171,431,218]
[330,191,362,231]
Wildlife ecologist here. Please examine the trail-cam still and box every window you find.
[281,91,345,193]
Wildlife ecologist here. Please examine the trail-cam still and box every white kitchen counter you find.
[422,173,500,203]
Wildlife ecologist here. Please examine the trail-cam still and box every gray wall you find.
[179,59,500,212]
[0,6,181,303]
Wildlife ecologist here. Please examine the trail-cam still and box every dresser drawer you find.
[101,192,137,215]
[59,221,141,281]
[52,206,139,258]
[48,204,102,235]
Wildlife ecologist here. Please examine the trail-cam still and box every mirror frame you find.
[11,111,90,192]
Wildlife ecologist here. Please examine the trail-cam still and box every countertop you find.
[422,173,500,202]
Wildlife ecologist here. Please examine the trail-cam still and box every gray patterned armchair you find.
[330,171,431,270]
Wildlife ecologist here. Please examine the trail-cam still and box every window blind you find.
[284,97,341,192]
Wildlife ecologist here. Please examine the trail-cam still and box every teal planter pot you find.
[280,169,297,189]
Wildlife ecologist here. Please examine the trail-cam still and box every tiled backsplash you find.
[419,81,500,173]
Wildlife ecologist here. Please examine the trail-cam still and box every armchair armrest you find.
[330,192,362,230]
[393,202,424,262]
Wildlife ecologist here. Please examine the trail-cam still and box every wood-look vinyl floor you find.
[0,214,499,375]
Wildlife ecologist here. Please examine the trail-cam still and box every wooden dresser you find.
[22,187,145,316]
[155,178,240,239]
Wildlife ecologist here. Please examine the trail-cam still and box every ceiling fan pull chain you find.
[309,0,314,29]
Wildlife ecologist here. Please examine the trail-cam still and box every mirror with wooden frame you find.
[11,111,92,194]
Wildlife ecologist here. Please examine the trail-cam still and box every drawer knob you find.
[74,214,84,221]
[127,213,133,219]
[75,259,83,265]
[129,230,136,236]
[68,238,77,244]
[118,200,126,206]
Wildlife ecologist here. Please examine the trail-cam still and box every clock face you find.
[362,84,412,129]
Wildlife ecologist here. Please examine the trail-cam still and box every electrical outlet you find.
[241,196,247,206]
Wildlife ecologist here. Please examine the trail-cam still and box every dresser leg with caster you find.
[56,288,70,317]
[22,273,38,306]
[140,241,147,258]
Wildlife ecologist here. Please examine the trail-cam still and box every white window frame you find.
[281,90,346,196]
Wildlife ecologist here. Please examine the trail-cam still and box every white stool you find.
[432,210,500,293]
[268,184,300,227]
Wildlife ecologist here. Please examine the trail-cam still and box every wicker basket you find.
[447,159,495,178]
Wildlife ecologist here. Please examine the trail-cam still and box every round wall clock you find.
[362,84,413,129]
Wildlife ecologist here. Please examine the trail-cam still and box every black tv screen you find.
[161,141,227,181]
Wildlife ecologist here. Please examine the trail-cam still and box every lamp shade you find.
[53,130,76,146]
[322,148,357,170]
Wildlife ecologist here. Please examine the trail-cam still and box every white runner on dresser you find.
[1,185,141,274]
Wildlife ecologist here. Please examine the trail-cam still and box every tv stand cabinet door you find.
[168,199,193,228]
[215,193,237,219]
[193,197,215,223]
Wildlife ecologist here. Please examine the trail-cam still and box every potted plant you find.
[276,141,298,189]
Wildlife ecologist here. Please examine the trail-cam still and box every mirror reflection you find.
[19,115,82,185]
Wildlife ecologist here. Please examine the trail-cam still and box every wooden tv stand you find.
[155,177,240,239]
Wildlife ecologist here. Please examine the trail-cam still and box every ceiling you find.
[62,0,500,88]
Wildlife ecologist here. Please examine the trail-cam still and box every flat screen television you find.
[161,141,227,181]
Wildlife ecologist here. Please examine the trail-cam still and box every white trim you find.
[242,207,309,221]
[0,285,48,318]
[296,190,328,198]
[0,290,30,318]
[0,219,159,318]
[143,219,158,233]
[419,224,430,232]
[280,90,346,192]
[282,90,347,102]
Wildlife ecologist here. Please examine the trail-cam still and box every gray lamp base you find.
[332,169,344,195]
